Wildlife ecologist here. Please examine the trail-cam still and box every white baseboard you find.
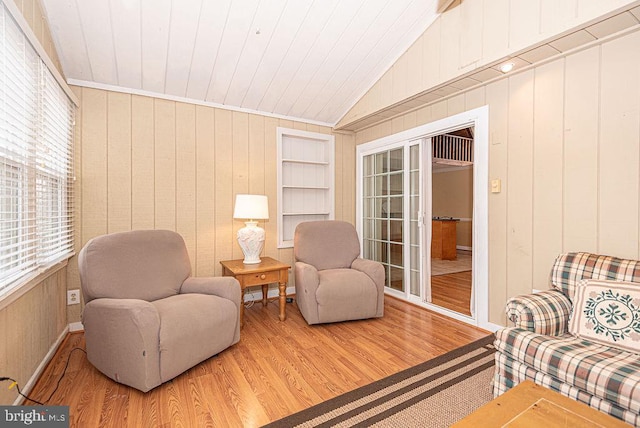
[481,321,504,333]
[456,245,472,251]
[13,326,69,405]
[69,321,84,332]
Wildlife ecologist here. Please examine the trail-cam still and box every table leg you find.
[278,282,286,321]
[262,284,268,306]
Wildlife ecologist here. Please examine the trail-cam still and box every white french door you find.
[360,138,428,302]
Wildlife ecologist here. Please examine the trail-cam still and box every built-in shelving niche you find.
[277,127,335,248]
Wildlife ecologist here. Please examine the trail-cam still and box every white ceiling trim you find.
[67,78,335,128]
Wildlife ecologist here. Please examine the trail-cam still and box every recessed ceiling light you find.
[500,62,515,73]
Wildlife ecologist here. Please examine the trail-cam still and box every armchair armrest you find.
[180,276,241,310]
[351,258,385,288]
[295,261,320,294]
[82,298,161,392]
[295,261,320,323]
[505,289,572,335]
[180,276,241,344]
[351,258,385,317]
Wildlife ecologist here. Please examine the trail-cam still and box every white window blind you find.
[0,2,74,295]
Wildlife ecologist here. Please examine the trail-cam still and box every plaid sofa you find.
[493,252,640,426]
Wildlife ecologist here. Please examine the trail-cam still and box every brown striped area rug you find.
[263,335,495,428]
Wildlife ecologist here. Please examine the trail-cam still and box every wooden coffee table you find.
[453,380,629,427]
[220,257,290,328]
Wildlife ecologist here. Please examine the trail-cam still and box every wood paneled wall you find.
[0,0,69,406]
[0,266,68,405]
[68,87,356,323]
[355,29,640,325]
[338,0,637,128]
[432,168,473,247]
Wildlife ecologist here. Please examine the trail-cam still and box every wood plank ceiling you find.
[41,0,440,126]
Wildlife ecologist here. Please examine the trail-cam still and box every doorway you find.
[428,128,474,317]
[356,106,489,329]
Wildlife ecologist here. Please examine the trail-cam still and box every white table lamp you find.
[233,194,269,264]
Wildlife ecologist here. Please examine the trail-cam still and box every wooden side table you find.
[220,256,290,328]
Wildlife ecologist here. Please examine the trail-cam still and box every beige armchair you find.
[294,221,385,325]
[78,229,241,392]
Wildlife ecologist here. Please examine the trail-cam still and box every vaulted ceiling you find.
[41,0,441,126]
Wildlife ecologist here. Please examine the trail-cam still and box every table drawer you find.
[242,270,282,287]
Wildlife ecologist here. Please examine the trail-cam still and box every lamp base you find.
[237,221,265,264]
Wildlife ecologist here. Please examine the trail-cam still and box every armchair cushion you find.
[152,294,238,381]
[316,269,378,323]
[505,289,572,335]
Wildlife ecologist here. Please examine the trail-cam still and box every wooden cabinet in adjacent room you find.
[431,218,458,260]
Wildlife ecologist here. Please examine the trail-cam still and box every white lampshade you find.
[233,194,269,220]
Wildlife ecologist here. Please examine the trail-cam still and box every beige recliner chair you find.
[78,229,241,392]
[294,221,385,325]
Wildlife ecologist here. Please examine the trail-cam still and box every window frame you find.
[0,0,77,302]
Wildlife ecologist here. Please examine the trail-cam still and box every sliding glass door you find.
[361,139,425,300]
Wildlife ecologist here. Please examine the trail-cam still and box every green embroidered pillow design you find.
[570,279,640,354]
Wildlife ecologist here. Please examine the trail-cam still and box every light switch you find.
[491,179,501,193]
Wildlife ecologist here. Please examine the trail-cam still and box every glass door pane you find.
[362,147,404,292]
[409,143,421,297]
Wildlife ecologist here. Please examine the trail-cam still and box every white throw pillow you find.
[569,279,640,354]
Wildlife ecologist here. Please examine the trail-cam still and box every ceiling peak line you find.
[312,0,433,121]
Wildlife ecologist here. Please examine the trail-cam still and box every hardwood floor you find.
[431,271,472,316]
[29,296,488,427]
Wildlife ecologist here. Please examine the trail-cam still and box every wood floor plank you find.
[27,296,489,427]
[431,271,472,315]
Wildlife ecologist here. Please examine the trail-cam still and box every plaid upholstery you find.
[505,290,571,335]
[494,328,640,425]
[494,353,639,426]
[495,252,640,424]
[551,252,640,300]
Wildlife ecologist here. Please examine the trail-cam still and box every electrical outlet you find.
[67,289,80,305]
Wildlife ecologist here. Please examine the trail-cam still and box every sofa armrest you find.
[351,258,385,317]
[82,298,161,392]
[505,289,572,335]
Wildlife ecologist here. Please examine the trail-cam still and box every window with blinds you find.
[0,2,75,295]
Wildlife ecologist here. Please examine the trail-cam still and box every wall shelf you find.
[277,127,335,248]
